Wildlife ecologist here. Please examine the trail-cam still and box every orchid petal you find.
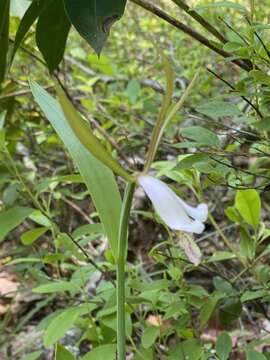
[138,175,206,234]
[177,201,208,222]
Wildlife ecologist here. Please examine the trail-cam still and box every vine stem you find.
[117,182,135,360]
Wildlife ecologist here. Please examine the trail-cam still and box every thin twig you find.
[171,0,227,43]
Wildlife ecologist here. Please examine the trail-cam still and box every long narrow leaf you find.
[0,0,10,83]
[144,57,174,171]
[56,85,134,182]
[30,81,122,259]
[9,0,48,68]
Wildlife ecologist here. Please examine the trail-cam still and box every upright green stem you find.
[117,182,135,360]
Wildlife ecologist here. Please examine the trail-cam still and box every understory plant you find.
[30,60,203,360]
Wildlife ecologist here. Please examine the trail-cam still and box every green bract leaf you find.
[64,0,127,54]
[235,190,261,229]
[0,207,34,242]
[0,0,10,83]
[30,81,122,259]
[36,0,70,72]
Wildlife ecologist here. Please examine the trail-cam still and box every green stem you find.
[117,182,135,360]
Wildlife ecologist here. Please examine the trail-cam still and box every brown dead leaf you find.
[0,278,18,297]
[146,314,171,331]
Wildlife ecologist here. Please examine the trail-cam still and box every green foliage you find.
[0,0,10,83]
[30,81,122,259]
[64,0,127,55]
[3,0,270,359]
[10,0,47,67]
[235,189,261,229]
[216,332,232,360]
[0,207,33,242]
[36,0,70,72]
[55,344,76,360]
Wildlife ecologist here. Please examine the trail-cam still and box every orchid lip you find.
[137,175,208,234]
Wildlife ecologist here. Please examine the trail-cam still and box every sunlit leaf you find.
[64,0,127,54]
[30,81,122,259]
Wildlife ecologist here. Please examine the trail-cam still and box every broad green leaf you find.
[225,206,242,224]
[181,126,220,147]
[142,326,160,349]
[175,154,209,170]
[10,0,47,67]
[200,292,224,327]
[44,305,92,347]
[55,344,76,360]
[247,351,267,360]
[168,340,204,360]
[36,0,70,72]
[0,207,34,242]
[241,290,267,303]
[216,332,232,360]
[64,0,127,54]
[240,228,255,260]
[223,42,243,52]
[29,210,52,227]
[82,345,116,360]
[220,299,242,325]
[72,223,104,239]
[32,281,79,294]
[235,190,261,229]
[196,100,241,118]
[21,351,43,360]
[21,227,49,245]
[250,70,270,86]
[30,81,122,259]
[0,0,10,83]
[253,117,270,132]
[133,347,153,360]
[213,277,236,296]
[207,251,236,262]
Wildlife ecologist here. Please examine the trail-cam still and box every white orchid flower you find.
[138,175,208,234]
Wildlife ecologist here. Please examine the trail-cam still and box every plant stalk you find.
[117,182,135,360]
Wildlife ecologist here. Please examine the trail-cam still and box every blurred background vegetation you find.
[2,0,270,359]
